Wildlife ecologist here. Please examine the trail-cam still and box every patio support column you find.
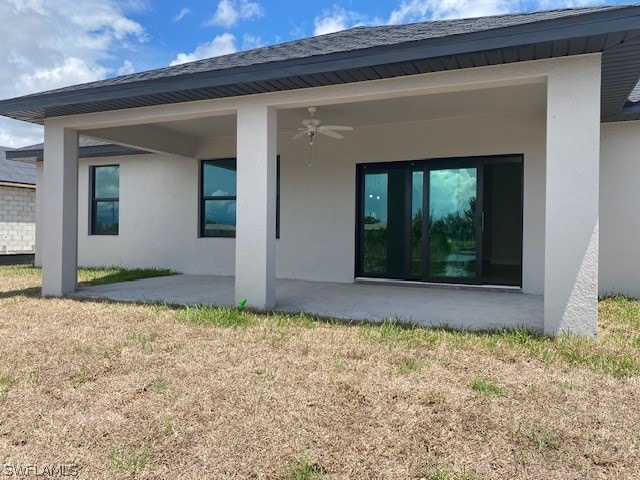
[41,124,79,296]
[543,55,601,336]
[235,104,277,308]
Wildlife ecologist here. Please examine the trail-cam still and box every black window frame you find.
[90,164,120,236]
[199,157,280,238]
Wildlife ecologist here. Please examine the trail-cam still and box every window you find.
[91,165,119,235]
[200,158,280,238]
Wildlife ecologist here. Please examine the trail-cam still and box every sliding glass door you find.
[356,156,522,286]
[427,163,480,282]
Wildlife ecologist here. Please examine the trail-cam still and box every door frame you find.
[355,154,524,286]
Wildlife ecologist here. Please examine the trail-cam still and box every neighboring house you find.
[0,147,35,254]
[2,5,640,336]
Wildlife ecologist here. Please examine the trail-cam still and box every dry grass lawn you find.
[0,266,639,479]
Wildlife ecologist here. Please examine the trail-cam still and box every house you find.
[2,5,640,336]
[0,146,36,256]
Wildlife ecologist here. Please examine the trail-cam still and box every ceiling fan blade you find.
[319,129,344,139]
[292,131,308,140]
[319,125,353,131]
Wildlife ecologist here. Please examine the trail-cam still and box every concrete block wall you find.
[0,185,36,254]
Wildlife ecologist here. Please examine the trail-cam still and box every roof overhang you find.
[1,6,640,124]
[6,143,145,162]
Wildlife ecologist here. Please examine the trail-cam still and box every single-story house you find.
[0,147,36,255]
[3,5,640,337]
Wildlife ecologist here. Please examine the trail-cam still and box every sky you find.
[0,0,629,148]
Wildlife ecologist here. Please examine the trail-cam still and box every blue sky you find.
[0,0,628,147]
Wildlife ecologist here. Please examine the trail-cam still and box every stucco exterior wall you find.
[0,185,36,254]
[75,110,546,294]
[600,121,640,297]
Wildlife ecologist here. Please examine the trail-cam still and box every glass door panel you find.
[411,170,423,277]
[362,172,388,275]
[428,167,478,280]
[361,168,406,277]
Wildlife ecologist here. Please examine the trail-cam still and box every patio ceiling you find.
[8,82,546,160]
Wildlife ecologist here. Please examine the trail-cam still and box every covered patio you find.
[71,275,544,332]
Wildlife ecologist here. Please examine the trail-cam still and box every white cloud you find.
[0,120,43,149]
[169,33,237,66]
[19,57,109,93]
[313,6,377,36]
[117,59,136,76]
[389,0,513,23]
[242,34,264,50]
[0,0,148,146]
[208,0,264,28]
[173,7,191,22]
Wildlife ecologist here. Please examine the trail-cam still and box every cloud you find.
[117,59,136,76]
[169,33,237,66]
[208,0,264,28]
[18,57,109,93]
[313,6,378,36]
[242,34,263,50]
[173,7,191,22]
[0,120,44,149]
[0,0,148,146]
[389,0,513,23]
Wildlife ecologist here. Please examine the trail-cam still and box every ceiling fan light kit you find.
[292,106,354,145]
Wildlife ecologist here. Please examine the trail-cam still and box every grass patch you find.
[395,357,423,375]
[109,445,148,479]
[421,462,486,480]
[175,305,256,327]
[127,331,162,351]
[529,428,563,453]
[77,267,174,287]
[283,460,326,480]
[469,378,504,396]
[0,374,16,399]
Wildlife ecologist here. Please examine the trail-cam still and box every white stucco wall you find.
[0,185,36,253]
[600,121,640,297]
[74,110,547,294]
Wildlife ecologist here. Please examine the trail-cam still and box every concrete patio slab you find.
[72,274,544,332]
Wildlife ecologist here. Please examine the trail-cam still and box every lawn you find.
[0,266,639,479]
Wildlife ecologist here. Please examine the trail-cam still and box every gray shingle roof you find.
[16,5,631,98]
[6,137,146,161]
[0,147,35,185]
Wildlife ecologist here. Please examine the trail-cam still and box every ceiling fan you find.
[292,107,353,145]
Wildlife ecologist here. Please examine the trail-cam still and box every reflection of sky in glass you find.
[429,168,476,219]
[95,201,118,230]
[204,200,236,227]
[94,166,119,198]
[364,173,387,222]
[412,171,423,213]
[203,160,236,197]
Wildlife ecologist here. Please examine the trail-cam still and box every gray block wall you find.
[0,185,36,254]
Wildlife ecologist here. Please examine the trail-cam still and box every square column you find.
[41,125,79,296]
[544,55,601,336]
[235,104,277,308]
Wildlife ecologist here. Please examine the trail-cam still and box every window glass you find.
[200,158,280,238]
[92,165,119,235]
[94,166,119,198]
[203,159,236,196]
